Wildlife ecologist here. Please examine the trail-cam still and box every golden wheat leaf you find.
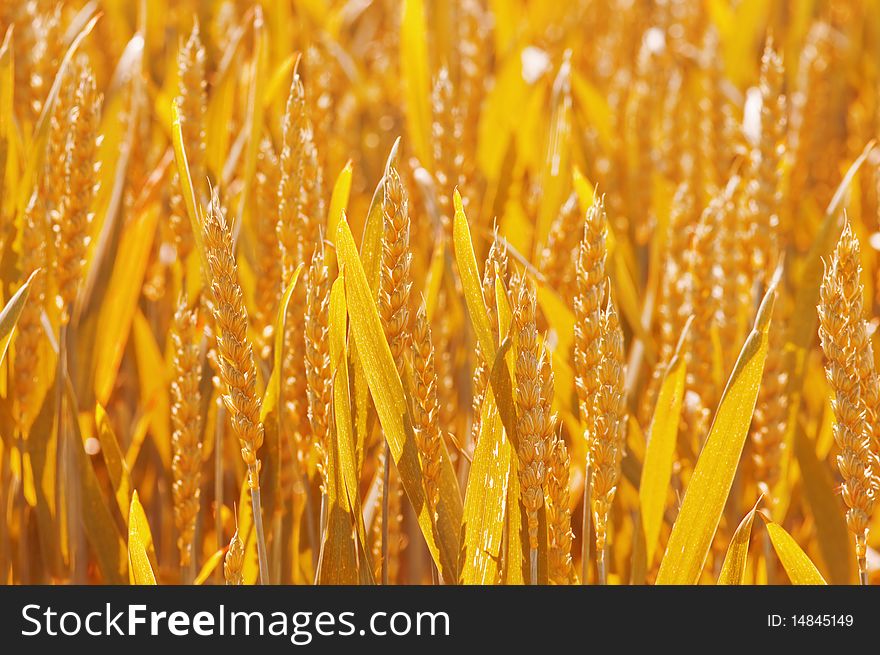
[327,160,353,243]
[453,190,496,358]
[93,206,159,405]
[571,71,614,152]
[640,316,691,565]
[62,374,128,584]
[350,140,401,472]
[461,363,513,584]
[793,428,856,584]
[26,391,62,575]
[260,263,304,422]
[194,548,226,585]
[400,0,432,168]
[171,101,210,286]
[457,195,519,448]
[0,28,15,214]
[95,403,132,520]
[336,215,462,580]
[263,54,298,109]
[128,490,157,585]
[763,518,827,585]
[717,498,761,585]
[657,279,777,584]
[0,270,38,367]
[205,21,248,179]
[19,12,100,213]
[131,310,172,470]
[537,59,573,244]
[318,272,363,584]
[328,268,375,583]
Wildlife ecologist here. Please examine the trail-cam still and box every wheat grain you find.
[224,528,244,586]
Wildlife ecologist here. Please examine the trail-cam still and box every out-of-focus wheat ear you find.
[304,238,332,495]
[224,528,244,585]
[512,274,554,584]
[431,67,463,240]
[13,194,47,433]
[641,181,695,425]
[44,60,77,217]
[746,38,786,280]
[590,291,627,585]
[412,303,443,526]
[277,72,308,283]
[750,288,790,511]
[170,21,207,262]
[573,194,607,581]
[202,192,269,584]
[458,0,489,210]
[790,23,836,213]
[539,193,581,301]
[626,39,657,245]
[54,60,101,325]
[170,295,204,580]
[253,138,282,352]
[716,179,749,371]
[817,221,877,584]
[682,194,720,447]
[547,432,575,584]
[28,4,63,121]
[697,26,732,199]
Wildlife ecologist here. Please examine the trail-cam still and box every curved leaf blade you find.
[657,281,777,584]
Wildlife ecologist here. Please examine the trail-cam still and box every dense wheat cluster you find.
[2,0,880,586]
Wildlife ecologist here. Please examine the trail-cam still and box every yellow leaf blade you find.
[765,519,827,585]
[1,270,38,367]
[128,491,157,585]
[336,216,462,580]
[717,499,760,585]
[640,317,691,565]
[657,281,777,584]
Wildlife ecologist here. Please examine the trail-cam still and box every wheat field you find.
[0,0,879,586]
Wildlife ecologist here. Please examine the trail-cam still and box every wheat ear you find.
[203,193,269,584]
[170,295,204,578]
